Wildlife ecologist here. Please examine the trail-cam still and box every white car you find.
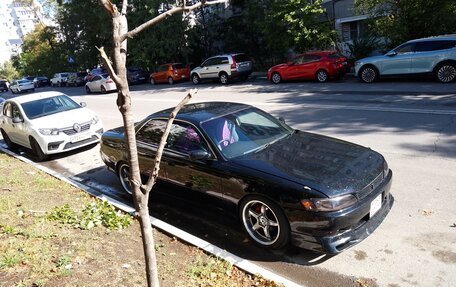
[50,72,70,87]
[85,73,117,94]
[9,79,35,94]
[0,91,103,161]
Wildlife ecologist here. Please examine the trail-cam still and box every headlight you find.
[39,128,59,135]
[301,194,357,212]
[91,115,99,125]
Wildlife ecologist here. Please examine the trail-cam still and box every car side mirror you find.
[189,150,211,161]
[386,51,397,57]
[80,102,87,107]
[12,116,23,123]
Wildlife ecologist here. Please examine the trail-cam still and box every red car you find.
[150,63,190,85]
[267,51,348,83]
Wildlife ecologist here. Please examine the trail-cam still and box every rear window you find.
[233,54,250,62]
[173,63,185,69]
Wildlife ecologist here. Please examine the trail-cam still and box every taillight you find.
[231,58,237,69]
[106,79,113,83]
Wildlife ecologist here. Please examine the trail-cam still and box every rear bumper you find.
[289,170,393,254]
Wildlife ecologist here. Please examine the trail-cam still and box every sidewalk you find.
[250,72,456,95]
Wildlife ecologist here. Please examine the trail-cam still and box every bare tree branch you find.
[96,46,122,84]
[121,0,128,15]
[98,0,117,16]
[141,89,197,193]
[120,0,227,42]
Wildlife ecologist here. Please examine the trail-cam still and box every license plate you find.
[370,194,382,218]
[181,75,186,78]
[70,133,90,143]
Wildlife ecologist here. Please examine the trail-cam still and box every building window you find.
[342,20,368,41]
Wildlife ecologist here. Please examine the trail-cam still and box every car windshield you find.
[18,80,31,84]
[201,107,293,159]
[21,95,81,119]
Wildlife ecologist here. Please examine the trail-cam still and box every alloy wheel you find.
[361,67,377,83]
[118,163,132,194]
[316,70,328,83]
[241,199,281,246]
[192,74,200,85]
[219,73,228,84]
[168,77,174,85]
[437,64,456,83]
[271,73,281,84]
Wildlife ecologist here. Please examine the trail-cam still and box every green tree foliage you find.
[0,61,20,81]
[356,0,456,48]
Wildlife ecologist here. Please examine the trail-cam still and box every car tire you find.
[271,72,282,84]
[316,69,329,83]
[117,162,132,195]
[58,81,62,87]
[85,86,91,94]
[150,78,155,85]
[192,73,200,85]
[1,129,17,151]
[31,88,35,92]
[239,195,290,249]
[435,63,456,83]
[30,137,46,162]
[168,77,174,85]
[101,85,106,94]
[219,72,229,85]
[359,66,378,83]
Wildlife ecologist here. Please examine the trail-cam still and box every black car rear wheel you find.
[101,85,106,94]
[118,162,132,195]
[85,85,91,94]
[219,72,229,84]
[240,196,289,249]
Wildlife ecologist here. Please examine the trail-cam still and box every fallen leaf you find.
[356,279,370,287]
[450,223,456,228]
[420,209,434,216]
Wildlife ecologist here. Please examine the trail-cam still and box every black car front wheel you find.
[316,69,329,83]
[118,162,132,195]
[271,72,281,84]
[30,137,46,162]
[191,74,200,85]
[240,196,289,249]
[1,129,17,150]
[435,63,456,83]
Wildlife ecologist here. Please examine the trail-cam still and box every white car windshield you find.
[21,95,81,119]
[201,107,293,159]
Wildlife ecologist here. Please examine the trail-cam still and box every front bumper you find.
[289,170,393,254]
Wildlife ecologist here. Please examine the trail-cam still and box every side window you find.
[292,56,305,65]
[92,76,101,81]
[136,119,165,145]
[167,122,206,155]
[303,55,321,63]
[415,40,456,52]
[219,57,229,64]
[395,43,414,54]
[202,58,217,67]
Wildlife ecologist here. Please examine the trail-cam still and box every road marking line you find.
[0,144,303,287]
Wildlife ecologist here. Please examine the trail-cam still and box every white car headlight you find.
[39,128,59,135]
[91,115,99,125]
[301,194,357,212]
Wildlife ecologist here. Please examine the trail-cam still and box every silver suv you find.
[191,53,253,85]
[355,35,456,83]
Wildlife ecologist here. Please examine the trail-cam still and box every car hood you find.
[231,131,384,197]
[29,108,96,128]
[358,54,387,63]
[270,63,288,71]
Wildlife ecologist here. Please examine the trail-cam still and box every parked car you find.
[0,80,9,92]
[355,35,456,83]
[67,72,88,87]
[127,67,149,85]
[0,91,103,161]
[9,79,35,94]
[191,53,253,85]
[267,51,348,84]
[100,102,393,253]
[150,63,190,85]
[85,68,107,82]
[33,76,50,88]
[50,72,70,87]
[85,73,117,94]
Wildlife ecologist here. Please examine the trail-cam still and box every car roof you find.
[7,91,66,104]
[148,102,251,124]
[407,34,456,43]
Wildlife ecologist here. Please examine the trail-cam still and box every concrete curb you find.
[0,145,302,287]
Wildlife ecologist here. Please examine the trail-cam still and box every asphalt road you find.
[1,77,456,287]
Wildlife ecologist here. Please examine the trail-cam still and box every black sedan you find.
[100,102,393,253]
